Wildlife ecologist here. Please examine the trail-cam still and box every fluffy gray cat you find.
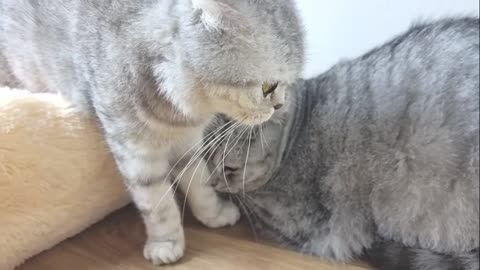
[208,18,479,270]
[0,0,304,264]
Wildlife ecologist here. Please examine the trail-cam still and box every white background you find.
[296,0,480,78]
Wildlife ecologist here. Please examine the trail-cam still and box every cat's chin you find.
[228,112,274,127]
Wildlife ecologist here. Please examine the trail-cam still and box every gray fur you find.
[208,18,479,270]
[0,0,304,265]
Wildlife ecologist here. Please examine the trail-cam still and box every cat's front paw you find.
[197,199,241,228]
[143,239,185,265]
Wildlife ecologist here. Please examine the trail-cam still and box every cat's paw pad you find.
[143,240,184,265]
[200,200,241,228]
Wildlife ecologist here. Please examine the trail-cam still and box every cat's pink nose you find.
[273,103,283,110]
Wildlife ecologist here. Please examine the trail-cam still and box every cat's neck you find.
[277,75,329,164]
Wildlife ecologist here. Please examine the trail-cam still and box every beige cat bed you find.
[0,88,130,269]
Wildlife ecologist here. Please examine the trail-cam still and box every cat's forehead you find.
[205,65,299,87]
[187,38,303,86]
[180,0,304,85]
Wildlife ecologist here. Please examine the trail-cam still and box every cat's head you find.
[172,0,304,125]
[205,114,285,193]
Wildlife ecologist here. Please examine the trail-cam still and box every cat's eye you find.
[224,166,239,173]
[262,82,279,97]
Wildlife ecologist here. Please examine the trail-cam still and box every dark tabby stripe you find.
[364,241,480,270]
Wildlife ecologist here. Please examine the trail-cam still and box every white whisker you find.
[152,119,240,212]
[220,127,237,193]
[180,139,217,223]
[163,119,233,187]
[218,123,250,193]
[242,126,253,195]
[204,123,250,185]
[176,119,246,219]
[233,196,258,241]
[260,123,270,151]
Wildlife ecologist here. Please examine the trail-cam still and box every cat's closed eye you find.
[262,82,279,97]
[224,166,239,173]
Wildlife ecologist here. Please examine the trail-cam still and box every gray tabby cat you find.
[208,18,479,270]
[0,0,304,264]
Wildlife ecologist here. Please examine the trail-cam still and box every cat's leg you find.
[178,158,241,228]
[174,137,241,228]
[102,128,185,265]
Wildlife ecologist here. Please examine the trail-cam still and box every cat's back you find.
[323,17,479,160]
[366,18,478,115]
[303,18,478,255]
[1,0,78,91]
[363,17,479,180]
[315,18,478,151]
[1,0,159,104]
[352,17,479,253]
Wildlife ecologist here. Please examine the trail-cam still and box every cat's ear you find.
[191,0,237,31]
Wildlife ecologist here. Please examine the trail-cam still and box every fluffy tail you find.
[364,241,479,270]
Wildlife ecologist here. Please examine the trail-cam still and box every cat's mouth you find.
[230,110,274,126]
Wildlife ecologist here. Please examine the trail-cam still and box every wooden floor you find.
[19,205,371,270]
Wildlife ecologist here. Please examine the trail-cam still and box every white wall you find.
[297,0,480,78]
